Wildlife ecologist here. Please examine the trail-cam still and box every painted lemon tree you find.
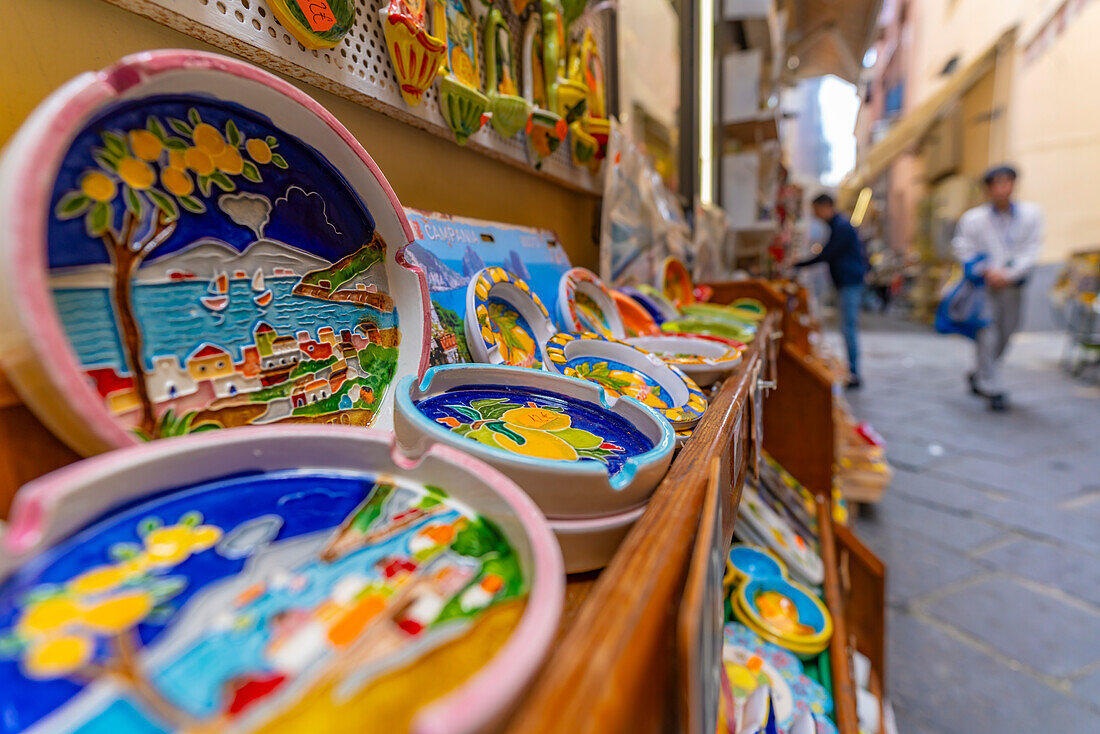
[54,109,286,439]
[484,302,540,367]
[436,397,624,462]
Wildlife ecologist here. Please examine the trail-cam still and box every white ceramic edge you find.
[556,267,625,338]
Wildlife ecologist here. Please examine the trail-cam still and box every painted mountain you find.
[503,249,531,280]
[404,243,469,292]
[461,245,486,278]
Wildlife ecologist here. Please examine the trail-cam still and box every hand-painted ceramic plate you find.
[624,334,742,387]
[268,0,356,49]
[682,302,765,325]
[733,576,833,656]
[738,487,824,586]
[0,427,562,734]
[557,267,624,338]
[724,543,787,588]
[543,332,708,429]
[659,256,695,308]
[630,284,680,322]
[611,290,660,337]
[393,364,674,519]
[662,317,757,344]
[0,51,429,455]
[663,331,748,351]
[465,267,556,368]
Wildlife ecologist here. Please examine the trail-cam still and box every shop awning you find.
[786,0,884,84]
[841,27,1017,203]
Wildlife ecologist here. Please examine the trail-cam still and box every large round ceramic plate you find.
[0,427,562,734]
[624,334,742,387]
[465,267,556,368]
[557,267,624,338]
[544,332,708,429]
[0,51,429,455]
[394,364,674,519]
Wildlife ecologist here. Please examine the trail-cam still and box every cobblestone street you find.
[836,322,1100,732]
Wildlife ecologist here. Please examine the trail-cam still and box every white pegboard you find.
[105,0,610,194]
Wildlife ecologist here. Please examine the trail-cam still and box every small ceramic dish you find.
[632,284,681,322]
[543,332,709,429]
[662,317,757,344]
[682,302,765,326]
[557,267,624,337]
[0,426,563,734]
[729,297,768,319]
[659,256,695,308]
[733,576,833,655]
[724,543,787,588]
[611,290,660,337]
[394,364,674,518]
[549,504,647,573]
[624,334,743,387]
[663,331,748,351]
[738,486,825,586]
[465,267,557,368]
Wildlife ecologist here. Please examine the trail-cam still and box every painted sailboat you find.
[201,270,229,312]
[252,269,273,307]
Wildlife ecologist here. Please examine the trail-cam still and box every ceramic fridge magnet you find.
[737,486,824,587]
[268,0,355,49]
[567,27,610,172]
[611,290,660,337]
[660,256,696,309]
[522,13,568,168]
[544,332,708,429]
[484,8,532,139]
[380,0,448,107]
[434,0,489,144]
[0,51,429,455]
[465,267,558,367]
[624,334,742,388]
[557,267,624,337]
[0,427,564,734]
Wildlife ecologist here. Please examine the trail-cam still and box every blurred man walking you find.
[952,165,1043,412]
[796,194,869,388]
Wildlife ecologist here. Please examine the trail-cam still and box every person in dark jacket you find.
[795,193,869,388]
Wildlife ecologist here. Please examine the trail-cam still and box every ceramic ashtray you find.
[548,504,648,574]
[557,267,624,338]
[732,576,833,658]
[0,427,563,734]
[543,332,709,429]
[681,302,765,326]
[624,334,742,387]
[659,256,695,308]
[393,364,674,519]
[611,290,660,337]
[626,285,680,323]
[465,267,556,368]
[737,486,824,587]
[662,316,757,344]
[0,50,429,455]
[724,543,787,588]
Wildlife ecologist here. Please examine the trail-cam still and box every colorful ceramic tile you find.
[268,0,355,49]
[380,0,448,106]
[0,429,564,734]
[557,267,624,337]
[466,267,557,368]
[0,52,427,455]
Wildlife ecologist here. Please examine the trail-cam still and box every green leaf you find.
[138,516,162,536]
[147,116,167,141]
[446,404,481,421]
[0,633,26,657]
[22,585,63,605]
[163,137,188,151]
[180,511,203,527]
[487,421,525,444]
[55,191,91,219]
[123,185,144,218]
[191,422,219,432]
[146,187,181,221]
[167,118,193,137]
[265,135,277,147]
[148,576,187,600]
[92,148,120,172]
[225,119,241,147]
[209,171,235,192]
[178,195,206,214]
[102,130,126,157]
[270,153,288,169]
[197,175,212,198]
[87,201,112,237]
[109,541,141,560]
[188,108,202,126]
[241,160,262,183]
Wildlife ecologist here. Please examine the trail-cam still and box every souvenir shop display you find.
[466,267,558,368]
[380,0,448,106]
[268,0,356,49]
[624,334,742,388]
[0,427,564,734]
[483,8,532,139]
[557,267,625,337]
[736,486,824,587]
[544,332,709,429]
[435,0,489,144]
[0,51,429,456]
[522,14,568,167]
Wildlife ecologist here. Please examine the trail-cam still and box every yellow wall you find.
[0,0,601,269]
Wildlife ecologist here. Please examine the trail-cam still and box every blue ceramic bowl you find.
[736,576,833,647]
[725,543,787,587]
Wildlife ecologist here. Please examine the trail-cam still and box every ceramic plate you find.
[632,285,681,322]
[611,290,659,337]
[738,487,824,586]
[733,576,833,653]
[620,286,673,324]
[663,331,748,351]
[557,267,624,338]
[0,51,429,455]
[0,427,562,734]
[624,334,742,387]
[682,302,765,325]
[662,317,757,344]
[393,364,674,519]
[659,256,695,308]
[543,332,708,429]
[465,267,556,368]
[724,543,787,588]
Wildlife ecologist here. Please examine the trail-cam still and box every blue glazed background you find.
[414,384,654,474]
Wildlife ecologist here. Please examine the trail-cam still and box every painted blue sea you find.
[52,278,398,373]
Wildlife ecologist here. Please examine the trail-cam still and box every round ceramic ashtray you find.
[611,290,660,337]
[732,576,833,658]
[465,267,556,368]
[681,302,765,326]
[0,51,431,455]
[0,427,562,734]
[549,504,647,574]
[620,286,674,324]
[738,486,824,586]
[557,267,624,337]
[624,334,742,387]
[658,256,695,309]
[393,364,674,518]
[724,543,787,588]
[543,332,709,429]
[662,317,757,344]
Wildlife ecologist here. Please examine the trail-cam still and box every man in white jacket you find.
[951,165,1043,412]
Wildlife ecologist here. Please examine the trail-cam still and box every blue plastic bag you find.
[935,256,989,340]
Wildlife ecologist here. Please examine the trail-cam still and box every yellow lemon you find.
[184,147,215,176]
[80,171,116,202]
[495,426,578,461]
[189,526,222,549]
[161,167,194,197]
[117,157,155,190]
[128,130,163,161]
[502,406,570,431]
[69,565,127,595]
[168,150,186,169]
[143,526,192,565]
[451,48,476,87]
[212,145,244,175]
[18,597,81,635]
[81,591,153,632]
[192,123,226,154]
[24,635,93,678]
[246,138,272,164]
